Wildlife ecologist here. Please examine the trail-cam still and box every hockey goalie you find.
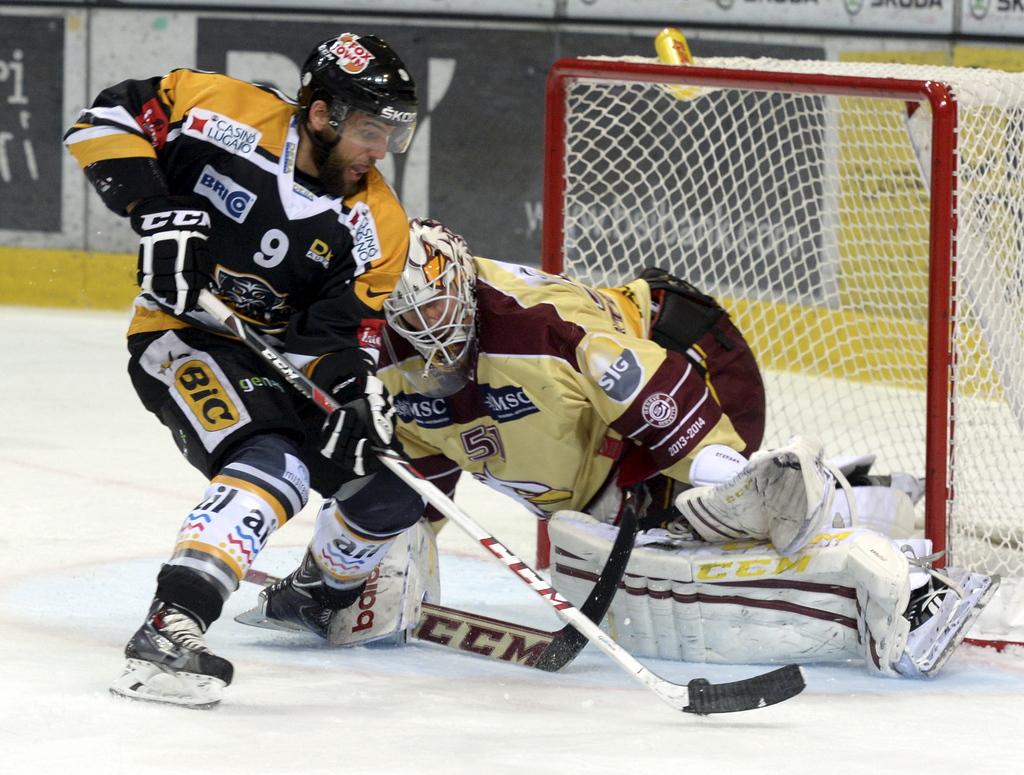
[285,218,998,679]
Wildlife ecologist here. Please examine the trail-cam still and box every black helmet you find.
[298,33,418,153]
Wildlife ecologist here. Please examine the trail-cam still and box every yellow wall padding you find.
[0,247,137,310]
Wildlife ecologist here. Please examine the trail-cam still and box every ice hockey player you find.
[64,33,428,708]
[365,217,998,677]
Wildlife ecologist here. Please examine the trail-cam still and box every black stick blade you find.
[683,665,805,715]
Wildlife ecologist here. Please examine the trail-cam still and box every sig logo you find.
[598,350,643,402]
[174,360,239,431]
[194,165,256,223]
[582,334,645,403]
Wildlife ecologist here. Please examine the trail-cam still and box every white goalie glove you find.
[675,435,847,554]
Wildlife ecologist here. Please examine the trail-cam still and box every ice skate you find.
[110,602,233,709]
[235,550,362,638]
[896,565,1000,677]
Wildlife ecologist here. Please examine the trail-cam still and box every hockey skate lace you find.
[900,546,966,630]
[158,608,209,653]
[821,458,857,528]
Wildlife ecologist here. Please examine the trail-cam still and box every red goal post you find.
[537,55,1024,646]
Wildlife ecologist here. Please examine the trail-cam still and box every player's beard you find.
[313,137,364,198]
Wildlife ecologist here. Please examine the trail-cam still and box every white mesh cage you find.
[541,56,1024,643]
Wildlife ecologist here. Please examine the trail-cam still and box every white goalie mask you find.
[383,218,478,397]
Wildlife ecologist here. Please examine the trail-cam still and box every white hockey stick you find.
[198,289,805,714]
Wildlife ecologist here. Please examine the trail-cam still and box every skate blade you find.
[925,575,1001,674]
[234,606,310,634]
[902,575,1002,677]
[110,659,225,709]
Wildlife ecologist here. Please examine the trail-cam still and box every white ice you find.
[2,306,1023,775]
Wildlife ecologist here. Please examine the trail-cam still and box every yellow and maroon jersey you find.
[64,69,408,357]
[377,258,746,517]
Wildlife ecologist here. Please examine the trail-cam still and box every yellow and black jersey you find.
[64,69,409,357]
[377,258,747,518]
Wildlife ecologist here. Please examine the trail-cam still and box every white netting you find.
[550,56,1024,590]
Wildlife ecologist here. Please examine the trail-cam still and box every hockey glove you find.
[313,349,399,477]
[130,195,213,315]
[319,374,399,477]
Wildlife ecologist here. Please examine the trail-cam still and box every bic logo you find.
[174,360,239,431]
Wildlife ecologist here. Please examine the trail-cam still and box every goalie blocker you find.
[548,510,998,677]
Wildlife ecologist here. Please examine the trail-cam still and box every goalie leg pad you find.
[551,511,927,675]
[845,531,911,676]
[327,518,441,646]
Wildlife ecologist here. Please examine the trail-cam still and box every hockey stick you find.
[533,486,640,671]
[241,494,638,672]
[242,568,562,667]
[198,289,805,714]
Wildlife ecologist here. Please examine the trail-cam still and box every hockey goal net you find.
[540,55,1024,645]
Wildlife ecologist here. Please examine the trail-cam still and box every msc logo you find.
[174,360,239,431]
[481,384,538,422]
[394,393,454,428]
[194,165,256,223]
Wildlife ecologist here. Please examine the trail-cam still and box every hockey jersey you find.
[64,69,408,357]
[377,259,745,517]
